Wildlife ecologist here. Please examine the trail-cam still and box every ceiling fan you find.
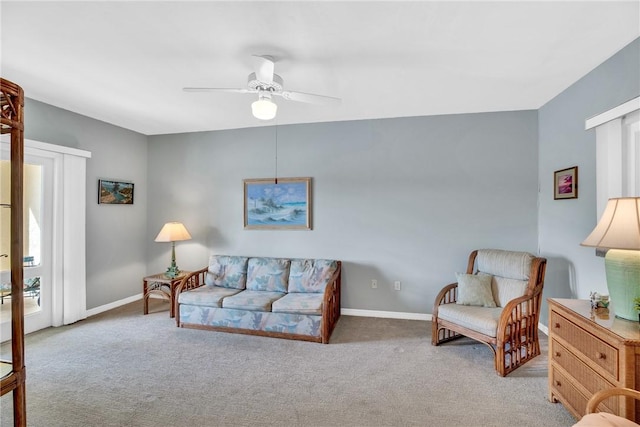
[183,55,341,120]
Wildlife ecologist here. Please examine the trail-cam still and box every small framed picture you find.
[554,166,578,200]
[98,179,134,205]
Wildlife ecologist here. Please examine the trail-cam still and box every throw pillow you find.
[455,273,497,308]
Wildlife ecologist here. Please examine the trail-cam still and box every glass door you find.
[0,150,54,341]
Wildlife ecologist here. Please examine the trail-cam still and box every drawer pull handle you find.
[596,352,606,360]
[554,323,560,329]
[555,352,561,357]
[554,380,561,387]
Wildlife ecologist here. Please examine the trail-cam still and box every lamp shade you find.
[251,98,277,120]
[581,197,640,249]
[154,222,192,242]
[581,197,640,321]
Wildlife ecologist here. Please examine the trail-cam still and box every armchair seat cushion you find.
[177,285,241,307]
[222,290,285,312]
[437,303,503,338]
[272,293,324,315]
[573,413,638,427]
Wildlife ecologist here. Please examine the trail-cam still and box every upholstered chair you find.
[431,249,547,376]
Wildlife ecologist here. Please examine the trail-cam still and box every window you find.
[586,97,640,218]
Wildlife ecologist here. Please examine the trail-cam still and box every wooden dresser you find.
[548,298,640,422]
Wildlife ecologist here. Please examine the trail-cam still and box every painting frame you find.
[98,179,134,205]
[554,166,578,200]
[243,177,312,230]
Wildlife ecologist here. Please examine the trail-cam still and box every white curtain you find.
[62,153,88,324]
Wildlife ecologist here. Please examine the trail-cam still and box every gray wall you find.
[21,36,638,317]
[24,99,149,309]
[538,38,640,322]
[148,111,539,314]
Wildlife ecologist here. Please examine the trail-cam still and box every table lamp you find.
[581,197,640,320]
[154,222,192,278]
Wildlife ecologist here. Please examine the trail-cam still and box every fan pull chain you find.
[274,124,278,185]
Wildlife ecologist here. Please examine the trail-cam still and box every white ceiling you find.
[1,1,639,136]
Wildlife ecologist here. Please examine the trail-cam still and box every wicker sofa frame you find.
[431,250,547,376]
[175,260,341,344]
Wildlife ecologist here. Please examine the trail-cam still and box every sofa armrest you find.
[174,267,208,327]
[320,261,342,344]
[177,268,208,293]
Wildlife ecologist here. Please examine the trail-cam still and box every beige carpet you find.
[1,300,575,426]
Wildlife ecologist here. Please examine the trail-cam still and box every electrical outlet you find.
[394,281,401,291]
[371,279,378,289]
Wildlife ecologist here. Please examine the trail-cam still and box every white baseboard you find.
[341,308,431,321]
[340,309,550,336]
[85,293,142,317]
[85,300,549,335]
[538,323,549,335]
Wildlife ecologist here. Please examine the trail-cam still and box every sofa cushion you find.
[222,290,285,311]
[205,255,249,289]
[437,304,503,338]
[288,259,338,293]
[246,258,291,292]
[272,293,324,315]
[476,249,533,281]
[178,285,241,308]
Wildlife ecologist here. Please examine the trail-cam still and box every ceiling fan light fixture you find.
[251,96,277,120]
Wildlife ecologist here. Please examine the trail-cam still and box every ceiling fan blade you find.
[277,90,341,106]
[183,87,255,94]
[252,55,274,84]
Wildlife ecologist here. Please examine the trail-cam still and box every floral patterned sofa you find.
[175,256,342,343]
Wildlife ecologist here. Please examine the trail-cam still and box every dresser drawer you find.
[550,311,618,380]
[550,366,588,417]
[550,339,617,413]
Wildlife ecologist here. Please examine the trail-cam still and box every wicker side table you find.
[143,272,189,318]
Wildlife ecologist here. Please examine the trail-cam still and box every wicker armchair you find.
[573,388,640,426]
[431,249,547,376]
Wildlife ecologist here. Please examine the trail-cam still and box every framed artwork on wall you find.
[98,179,134,204]
[554,166,578,200]
[243,177,311,230]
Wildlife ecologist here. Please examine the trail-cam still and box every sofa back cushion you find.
[246,257,291,292]
[476,249,534,307]
[204,255,249,289]
[288,259,338,293]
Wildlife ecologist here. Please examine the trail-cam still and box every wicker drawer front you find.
[551,339,617,413]
[550,311,618,379]
[551,366,588,417]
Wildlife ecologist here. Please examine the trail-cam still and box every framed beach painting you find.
[98,179,134,204]
[244,177,311,230]
[554,166,578,200]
